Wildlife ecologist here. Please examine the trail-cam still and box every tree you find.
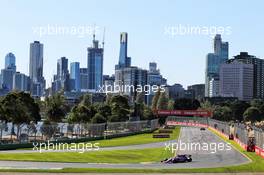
[151,88,161,111]
[91,113,106,123]
[142,106,155,120]
[45,93,66,122]
[249,99,264,121]
[250,99,264,109]
[192,99,201,110]
[157,92,169,110]
[105,94,113,105]
[200,100,214,111]
[0,98,7,122]
[80,93,92,107]
[133,92,145,119]
[1,92,41,140]
[258,104,264,121]
[243,107,261,122]
[230,101,250,121]
[68,105,91,123]
[213,106,232,121]
[67,104,91,137]
[18,92,41,123]
[168,99,175,110]
[97,104,111,120]
[0,102,6,140]
[88,105,97,119]
[108,114,120,122]
[136,92,145,104]
[40,120,58,139]
[174,98,200,110]
[109,95,130,122]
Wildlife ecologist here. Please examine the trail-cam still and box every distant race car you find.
[161,154,192,164]
[200,127,206,131]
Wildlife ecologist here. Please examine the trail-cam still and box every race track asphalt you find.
[0,127,250,169]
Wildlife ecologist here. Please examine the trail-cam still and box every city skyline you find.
[0,0,264,88]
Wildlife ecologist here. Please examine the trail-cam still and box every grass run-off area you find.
[0,127,179,163]
[19,126,180,150]
[89,126,180,147]
[1,126,264,173]
[0,147,172,163]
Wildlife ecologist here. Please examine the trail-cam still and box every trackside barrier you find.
[209,126,229,139]
[166,116,264,159]
[255,146,264,158]
[167,121,208,128]
[234,137,247,151]
[0,119,159,150]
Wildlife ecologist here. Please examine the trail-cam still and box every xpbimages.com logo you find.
[97,82,166,95]
[32,24,100,38]
[32,141,100,153]
[164,24,232,38]
[165,141,232,154]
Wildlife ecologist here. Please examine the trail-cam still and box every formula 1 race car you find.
[161,154,192,164]
[200,127,206,131]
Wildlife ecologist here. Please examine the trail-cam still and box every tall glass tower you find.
[70,62,80,91]
[116,32,131,69]
[5,52,16,72]
[29,41,45,97]
[87,35,103,90]
[205,34,229,97]
[214,34,229,61]
[119,32,128,67]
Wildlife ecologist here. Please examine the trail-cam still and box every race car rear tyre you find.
[187,158,192,162]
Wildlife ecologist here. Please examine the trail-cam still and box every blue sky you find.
[0,0,263,88]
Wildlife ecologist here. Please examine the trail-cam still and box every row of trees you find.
[0,91,158,139]
[0,92,41,139]
[200,99,264,123]
[151,89,201,111]
[0,89,204,139]
[0,91,160,140]
[150,88,264,123]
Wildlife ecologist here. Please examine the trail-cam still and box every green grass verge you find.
[0,147,172,163]
[18,127,180,150]
[1,126,264,173]
[89,127,180,147]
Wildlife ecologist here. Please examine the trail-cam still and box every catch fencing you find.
[0,119,159,145]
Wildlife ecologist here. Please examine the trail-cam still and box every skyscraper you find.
[116,32,131,69]
[214,34,229,61]
[220,60,253,101]
[13,72,30,91]
[115,66,148,100]
[70,62,80,91]
[57,57,69,79]
[52,57,70,93]
[0,52,16,91]
[187,84,205,100]
[205,34,229,97]
[147,62,167,105]
[0,69,14,90]
[87,35,103,90]
[5,52,16,72]
[80,68,89,90]
[29,41,45,97]
[227,52,264,99]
